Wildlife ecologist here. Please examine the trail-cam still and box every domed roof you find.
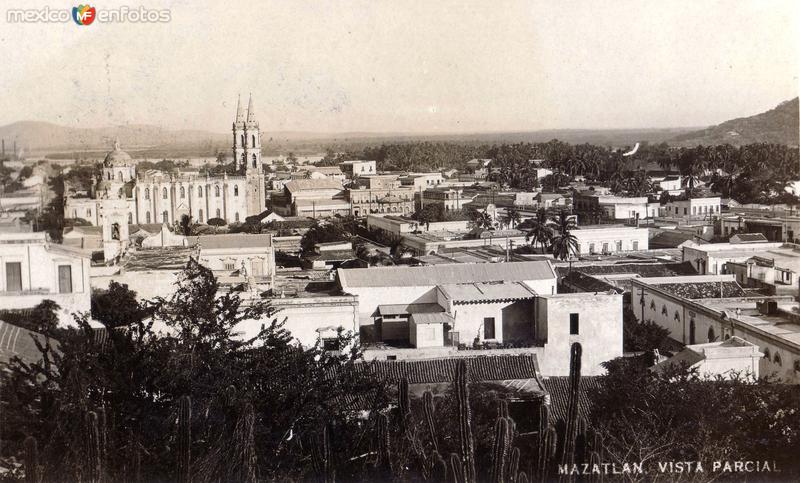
[104,139,132,167]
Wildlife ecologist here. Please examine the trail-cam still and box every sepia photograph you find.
[0,1,798,481]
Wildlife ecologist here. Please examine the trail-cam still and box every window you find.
[223,261,235,270]
[144,188,150,200]
[794,360,800,372]
[763,348,770,359]
[602,242,609,254]
[240,134,245,147]
[707,326,715,342]
[198,209,204,222]
[252,153,258,168]
[632,241,639,251]
[662,305,668,316]
[650,300,656,311]
[616,241,623,252]
[146,211,151,223]
[689,319,696,345]
[483,317,496,339]
[235,212,240,222]
[251,259,264,276]
[234,185,239,197]
[162,211,168,223]
[107,172,112,181]
[198,186,203,197]
[322,338,341,351]
[5,262,22,291]
[569,313,580,335]
[684,208,688,215]
[58,265,72,293]
[216,209,221,219]
[674,310,681,322]
[215,186,220,197]
[162,188,168,199]
[180,187,185,198]
[774,353,782,367]
[128,213,133,224]
[251,134,256,147]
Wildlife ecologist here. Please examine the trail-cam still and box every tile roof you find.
[557,262,697,279]
[361,354,543,385]
[561,272,620,293]
[122,247,194,271]
[284,179,343,192]
[650,231,701,249]
[540,376,604,424]
[186,233,273,250]
[656,281,746,299]
[338,260,556,289]
[730,233,769,243]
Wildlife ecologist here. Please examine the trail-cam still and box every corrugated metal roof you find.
[338,260,555,288]
[378,303,443,316]
[410,312,454,324]
[438,282,537,303]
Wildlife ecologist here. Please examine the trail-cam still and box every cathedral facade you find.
[65,95,267,227]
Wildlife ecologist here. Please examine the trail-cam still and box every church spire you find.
[235,94,245,123]
[246,93,256,123]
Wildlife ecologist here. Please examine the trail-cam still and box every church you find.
[65,95,267,227]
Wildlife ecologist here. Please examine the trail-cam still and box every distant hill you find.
[670,98,799,147]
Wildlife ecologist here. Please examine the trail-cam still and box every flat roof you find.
[187,233,272,249]
[338,260,555,288]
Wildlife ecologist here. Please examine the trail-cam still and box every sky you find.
[0,0,798,133]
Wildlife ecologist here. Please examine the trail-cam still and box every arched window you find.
[216,208,221,219]
[198,209,204,222]
[234,185,239,197]
[661,305,668,316]
[674,311,681,322]
[162,211,168,223]
[707,326,715,342]
[774,353,782,367]
[215,186,220,197]
[180,187,185,198]
[763,348,770,359]
[117,171,122,181]
[252,153,257,168]
[162,188,168,199]
[198,186,203,197]
[146,211,151,223]
[127,212,133,224]
[144,188,150,200]
[794,360,800,372]
[689,319,696,345]
[650,300,656,311]
[240,134,245,147]
[241,153,246,165]
[251,134,256,147]
[118,188,124,199]
[235,212,240,222]
[107,172,112,181]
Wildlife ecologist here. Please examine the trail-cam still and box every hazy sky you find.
[1,0,798,133]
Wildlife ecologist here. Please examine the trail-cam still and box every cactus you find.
[177,395,192,483]
[423,391,439,452]
[454,360,476,483]
[588,451,603,483]
[575,417,588,466]
[23,436,39,483]
[234,403,257,483]
[561,343,582,468]
[537,400,549,437]
[536,425,557,482]
[321,423,335,483]
[374,413,391,478]
[449,453,464,483]
[398,378,411,433]
[490,417,511,483]
[98,406,107,482]
[86,411,102,483]
[508,447,520,483]
[431,450,447,482]
[497,398,510,419]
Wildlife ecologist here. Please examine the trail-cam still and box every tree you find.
[91,281,150,329]
[469,210,494,231]
[502,207,521,229]
[206,217,226,233]
[300,219,352,255]
[177,214,195,236]
[525,209,552,254]
[548,211,578,261]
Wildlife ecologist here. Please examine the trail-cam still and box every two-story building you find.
[347,175,415,216]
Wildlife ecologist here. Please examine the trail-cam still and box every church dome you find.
[104,139,132,167]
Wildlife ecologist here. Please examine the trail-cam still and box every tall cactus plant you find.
[23,436,39,483]
[423,390,439,453]
[454,360,476,483]
[536,425,557,482]
[561,343,582,468]
[490,417,511,483]
[177,395,192,483]
[374,413,391,478]
[86,411,102,483]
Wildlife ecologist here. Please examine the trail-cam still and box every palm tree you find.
[548,210,578,261]
[503,207,521,229]
[470,210,494,231]
[525,208,552,254]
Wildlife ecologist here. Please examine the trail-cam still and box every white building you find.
[0,232,91,326]
[339,160,377,178]
[661,197,721,220]
[572,226,650,255]
[653,336,762,380]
